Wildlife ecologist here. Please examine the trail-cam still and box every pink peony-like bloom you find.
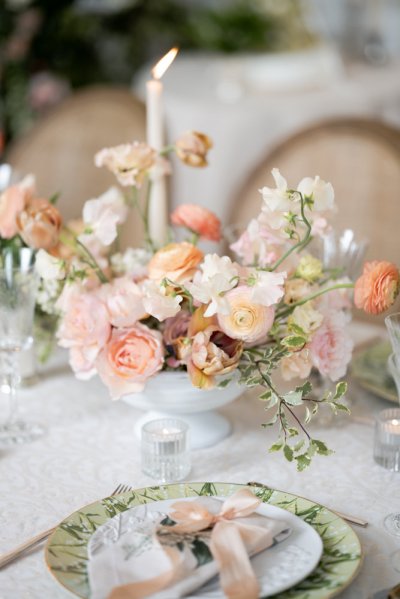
[94,142,157,187]
[354,261,400,315]
[308,311,354,381]
[171,204,221,242]
[96,324,164,399]
[280,348,312,381]
[0,175,35,239]
[217,285,275,343]
[57,291,111,350]
[100,277,146,328]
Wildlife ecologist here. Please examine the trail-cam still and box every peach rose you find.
[17,198,62,249]
[96,324,164,399]
[354,261,400,315]
[175,131,213,167]
[148,242,203,283]
[0,175,35,238]
[171,204,221,242]
[217,286,275,343]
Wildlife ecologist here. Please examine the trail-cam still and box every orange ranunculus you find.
[354,260,400,315]
[175,131,213,167]
[171,204,221,242]
[17,198,62,250]
[148,242,203,283]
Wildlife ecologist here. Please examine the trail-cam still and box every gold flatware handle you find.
[0,526,55,569]
[247,481,368,527]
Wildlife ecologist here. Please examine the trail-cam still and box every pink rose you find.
[96,324,164,399]
[57,291,111,350]
[280,349,312,381]
[309,311,354,381]
[69,345,98,380]
[0,175,35,238]
[171,204,221,242]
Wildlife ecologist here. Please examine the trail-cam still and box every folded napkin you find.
[88,490,291,599]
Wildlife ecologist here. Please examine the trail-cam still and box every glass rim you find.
[142,418,189,438]
[376,407,400,423]
[385,312,400,323]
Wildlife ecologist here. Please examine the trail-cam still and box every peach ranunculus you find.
[175,131,213,167]
[17,198,62,249]
[280,348,312,381]
[217,285,275,344]
[171,204,221,242]
[94,142,157,187]
[354,261,400,315]
[0,175,35,238]
[96,324,164,399]
[309,311,353,381]
[148,242,203,283]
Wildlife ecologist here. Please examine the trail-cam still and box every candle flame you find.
[152,47,178,80]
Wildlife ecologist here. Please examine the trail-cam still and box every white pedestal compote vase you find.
[123,371,243,449]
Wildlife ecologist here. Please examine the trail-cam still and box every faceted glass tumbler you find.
[141,418,191,483]
[373,408,400,472]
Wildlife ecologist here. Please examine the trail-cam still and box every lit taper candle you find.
[146,47,178,247]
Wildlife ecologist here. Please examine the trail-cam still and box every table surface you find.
[0,321,399,599]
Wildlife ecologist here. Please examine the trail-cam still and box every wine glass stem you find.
[1,351,20,425]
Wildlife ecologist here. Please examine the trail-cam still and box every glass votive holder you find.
[141,418,191,483]
[373,408,400,472]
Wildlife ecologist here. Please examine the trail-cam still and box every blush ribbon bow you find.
[108,488,281,599]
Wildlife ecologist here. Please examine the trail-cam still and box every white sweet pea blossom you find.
[247,270,286,307]
[188,254,239,317]
[297,176,335,213]
[258,168,297,230]
[141,279,182,321]
[35,249,65,280]
[81,187,128,246]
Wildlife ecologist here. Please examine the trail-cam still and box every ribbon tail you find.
[210,521,259,599]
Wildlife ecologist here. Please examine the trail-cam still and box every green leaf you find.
[288,323,306,336]
[269,440,284,452]
[295,381,313,396]
[281,335,307,348]
[295,453,312,471]
[311,439,333,456]
[283,444,293,462]
[287,427,299,437]
[334,381,347,400]
[217,378,231,388]
[259,390,272,401]
[283,390,303,406]
[293,439,305,452]
[304,406,312,424]
[332,401,351,414]
[49,192,60,205]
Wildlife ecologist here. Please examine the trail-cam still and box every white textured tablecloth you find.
[1,322,399,599]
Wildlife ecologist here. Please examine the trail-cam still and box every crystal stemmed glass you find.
[309,229,368,422]
[380,313,400,572]
[0,249,45,446]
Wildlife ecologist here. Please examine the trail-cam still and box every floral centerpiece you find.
[1,131,399,469]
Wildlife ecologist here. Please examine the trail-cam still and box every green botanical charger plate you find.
[351,340,397,403]
[45,482,362,599]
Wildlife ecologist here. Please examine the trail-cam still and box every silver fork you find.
[0,483,133,570]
